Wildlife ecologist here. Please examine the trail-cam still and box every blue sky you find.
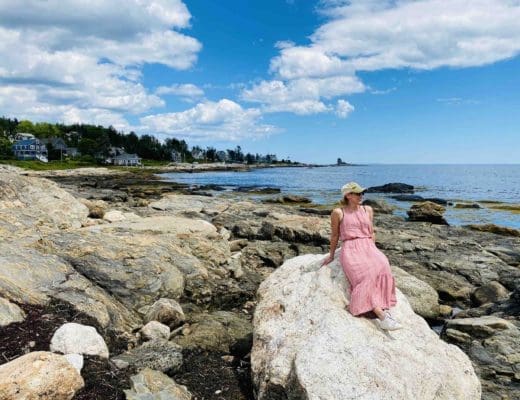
[0,0,519,163]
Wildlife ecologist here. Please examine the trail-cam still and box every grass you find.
[0,159,98,170]
[0,158,169,171]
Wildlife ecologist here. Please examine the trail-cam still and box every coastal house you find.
[66,147,79,158]
[104,147,125,164]
[40,137,69,159]
[15,132,35,141]
[216,150,227,162]
[170,149,182,163]
[191,148,204,160]
[112,153,141,166]
[11,138,48,162]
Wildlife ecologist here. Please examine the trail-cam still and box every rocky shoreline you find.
[1,165,518,399]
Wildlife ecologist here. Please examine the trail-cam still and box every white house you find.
[112,153,141,166]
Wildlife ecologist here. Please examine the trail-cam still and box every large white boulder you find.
[252,254,481,400]
[0,351,84,400]
[50,322,109,358]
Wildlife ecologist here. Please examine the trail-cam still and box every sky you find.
[0,0,519,164]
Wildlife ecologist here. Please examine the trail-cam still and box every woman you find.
[322,182,401,330]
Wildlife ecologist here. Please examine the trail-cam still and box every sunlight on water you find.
[161,164,520,229]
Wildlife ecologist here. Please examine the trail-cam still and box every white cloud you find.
[275,0,520,77]
[245,0,520,118]
[155,83,205,100]
[335,99,354,118]
[241,76,364,115]
[0,0,200,126]
[140,99,277,141]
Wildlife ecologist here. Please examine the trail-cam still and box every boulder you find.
[63,354,84,373]
[0,351,84,400]
[111,340,183,372]
[444,316,520,399]
[263,195,312,204]
[50,322,109,358]
[466,224,520,237]
[362,199,395,214]
[0,168,88,242]
[472,281,510,306]
[173,311,252,356]
[259,212,329,245]
[390,194,424,202]
[454,203,482,209]
[0,241,141,332]
[407,201,448,225]
[252,254,480,400]
[144,298,185,328]
[391,266,440,319]
[80,198,108,219]
[140,321,171,341]
[124,368,192,400]
[367,183,414,193]
[0,297,25,327]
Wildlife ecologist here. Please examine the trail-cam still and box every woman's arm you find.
[322,208,342,265]
[366,205,376,243]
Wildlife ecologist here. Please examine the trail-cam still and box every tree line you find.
[0,117,290,164]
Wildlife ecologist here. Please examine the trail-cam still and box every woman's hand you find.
[322,254,334,266]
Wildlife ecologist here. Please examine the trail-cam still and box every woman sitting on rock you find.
[322,182,401,331]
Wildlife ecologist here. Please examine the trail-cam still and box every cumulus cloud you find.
[335,99,354,118]
[243,0,520,118]
[241,76,364,115]
[140,99,277,141]
[274,0,520,77]
[155,83,205,101]
[0,0,200,126]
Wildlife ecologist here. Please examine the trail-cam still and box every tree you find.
[15,120,35,134]
[205,147,217,162]
[0,137,13,158]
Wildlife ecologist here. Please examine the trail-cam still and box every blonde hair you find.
[339,195,349,206]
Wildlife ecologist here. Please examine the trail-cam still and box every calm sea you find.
[161,164,520,229]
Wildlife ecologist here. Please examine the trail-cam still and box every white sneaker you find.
[378,314,402,331]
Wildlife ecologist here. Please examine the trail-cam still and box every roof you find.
[113,153,141,160]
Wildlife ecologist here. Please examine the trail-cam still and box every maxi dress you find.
[339,206,397,316]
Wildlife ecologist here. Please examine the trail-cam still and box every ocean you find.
[161,164,520,229]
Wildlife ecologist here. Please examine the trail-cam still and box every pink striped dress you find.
[339,206,397,316]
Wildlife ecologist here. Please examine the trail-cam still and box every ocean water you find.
[161,164,520,229]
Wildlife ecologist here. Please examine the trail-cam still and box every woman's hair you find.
[339,195,349,206]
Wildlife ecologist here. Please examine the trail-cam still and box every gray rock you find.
[407,201,448,225]
[144,298,185,328]
[173,311,252,356]
[443,317,520,399]
[472,281,510,306]
[140,321,170,341]
[0,297,25,327]
[392,266,440,319]
[367,182,414,193]
[125,368,192,400]
[362,199,395,214]
[111,340,183,372]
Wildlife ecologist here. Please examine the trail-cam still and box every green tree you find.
[0,137,13,158]
[15,120,35,134]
